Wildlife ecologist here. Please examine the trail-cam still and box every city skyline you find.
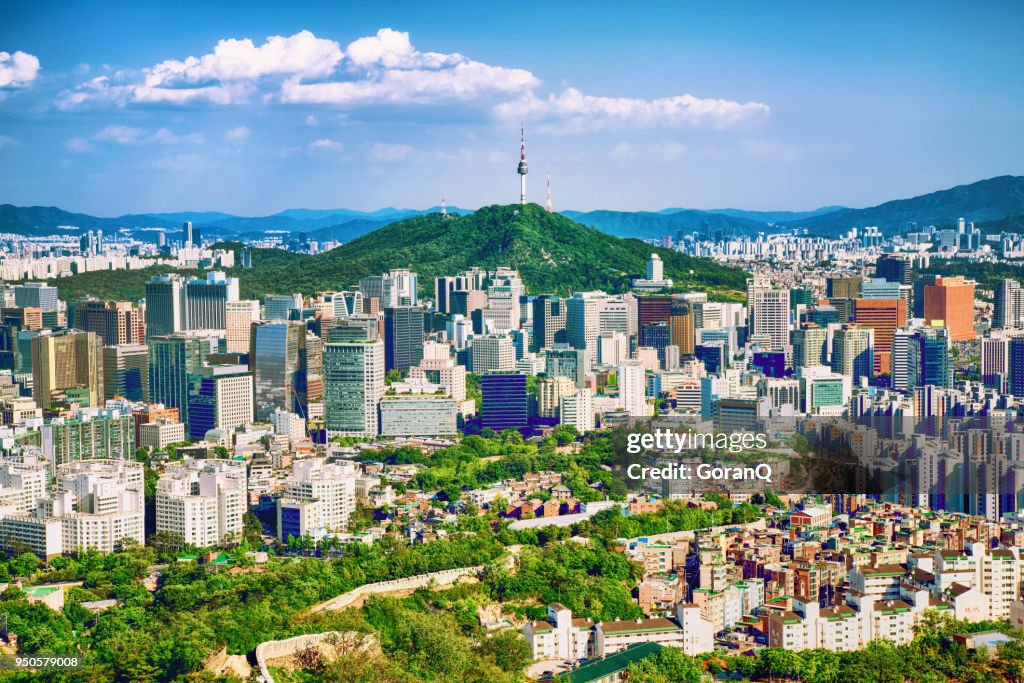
[2,1,1023,215]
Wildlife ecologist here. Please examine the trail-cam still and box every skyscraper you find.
[792,323,828,368]
[225,300,260,355]
[249,321,306,420]
[186,364,254,441]
[470,335,515,373]
[875,255,913,285]
[923,276,976,342]
[14,283,59,312]
[148,333,209,423]
[384,306,425,372]
[669,298,695,357]
[636,295,673,346]
[145,274,186,337]
[826,276,862,300]
[545,347,591,388]
[1009,336,1024,397]
[566,291,605,356]
[31,330,104,410]
[76,299,145,346]
[746,279,790,351]
[831,325,874,385]
[185,272,239,331]
[481,372,528,431]
[531,295,567,352]
[103,344,149,402]
[182,221,193,248]
[323,325,385,436]
[980,335,1011,392]
[993,279,1023,330]
[854,298,907,376]
[917,326,952,389]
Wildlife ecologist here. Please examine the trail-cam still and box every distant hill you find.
[44,204,748,301]
[561,209,765,240]
[237,203,748,299]
[702,206,846,223]
[784,175,1024,234]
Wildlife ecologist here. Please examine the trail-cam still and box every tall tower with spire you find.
[545,167,552,212]
[517,125,528,205]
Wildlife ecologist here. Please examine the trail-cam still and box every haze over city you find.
[2,1,1023,215]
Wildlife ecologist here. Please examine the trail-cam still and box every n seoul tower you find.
[517,125,528,205]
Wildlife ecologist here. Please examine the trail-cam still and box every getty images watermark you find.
[623,428,775,484]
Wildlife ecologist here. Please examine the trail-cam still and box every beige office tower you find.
[746,278,790,351]
[225,300,260,354]
[670,298,695,356]
[32,330,104,410]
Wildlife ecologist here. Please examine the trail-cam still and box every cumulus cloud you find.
[59,30,343,107]
[226,125,251,141]
[496,88,770,132]
[91,124,203,145]
[369,142,414,161]
[309,138,342,151]
[65,137,96,154]
[52,28,768,135]
[0,50,40,89]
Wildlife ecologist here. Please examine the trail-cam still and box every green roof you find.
[558,642,663,683]
[24,586,59,598]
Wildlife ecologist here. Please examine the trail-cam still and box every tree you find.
[11,551,40,579]
[476,629,531,672]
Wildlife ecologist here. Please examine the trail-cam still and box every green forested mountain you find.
[45,203,748,301]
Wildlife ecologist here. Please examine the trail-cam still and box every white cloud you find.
[94,125,146,144]
[0,135,17,148]
[226,125,251,141]
[309,138,342,151]
[369,142,413,161]
[496,87,770,132]
[610,141,687,163]
[305,114,319,126]
[91,124,203,145]
[65,137,96,154]
[0,50,40,89]
[59,30,343,108]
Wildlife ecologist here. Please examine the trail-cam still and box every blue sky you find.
[1,1,1022,215]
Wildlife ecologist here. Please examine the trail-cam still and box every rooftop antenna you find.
[546,167,552,213]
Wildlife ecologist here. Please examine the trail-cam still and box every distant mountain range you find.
[3,175,1024,241]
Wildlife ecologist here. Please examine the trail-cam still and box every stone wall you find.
[254,631,375,683]
[309,564,483,614]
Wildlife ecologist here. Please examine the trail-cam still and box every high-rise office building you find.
[545,347,591,388]
[538,376,577,419]
[249,321,307,420]
[184,272,239,331]
[76,299,145,346]
[980,335,1011,392]
[826,276,862,300]
[531,295,567,352]
[148,333,209,423]
[186,364,254,441]
[831,325,875,385]
[669,298,695,357]
[912,274,939,318]
[182,220,194,248]
[32,330,104,410]
[145,275,186,337]
[225,300,260,355]
[103,344,149,402]
[993,279,1024,330]
[640,322,672,367]
[792,324,828,368]
[14,283,59,312]
[384,306,425,372]
[636,295,673,346]
[323,325,385,436]
[746,279,790,351]
[1009,336,1024,397]
[876,255,913,285]
[923,276,976,342]
[617,361,649,417]
[854,299,907,376]
[566,291,605,356]
[917,326,952,389]
[470,335,515,372]
[481,372,528,431]
[263,294,303,321]
[561,388,595,433]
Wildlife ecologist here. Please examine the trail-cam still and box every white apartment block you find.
[281,458,357,535]
[524,603,713,661]
[155,458,247,547]
[561,388,595,433]
[0,459,144,558]
[139,419,186,449]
